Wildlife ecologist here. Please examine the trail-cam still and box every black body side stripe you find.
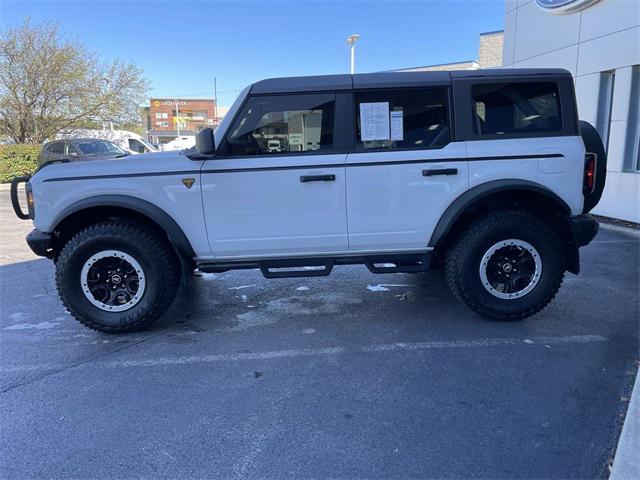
[43,170,201,183]
[43,153,563,182]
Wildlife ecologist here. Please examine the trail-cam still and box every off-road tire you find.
[55,221,180,333]
[445,211,565,320]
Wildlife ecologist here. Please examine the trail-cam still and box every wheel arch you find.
[429,180,579,273]
[51,195,196,263]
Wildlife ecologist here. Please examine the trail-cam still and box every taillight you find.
[583,153,597,195]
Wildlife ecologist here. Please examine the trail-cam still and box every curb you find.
[599,223,640,239]
[609,369,640,479]
[0,183,25,192]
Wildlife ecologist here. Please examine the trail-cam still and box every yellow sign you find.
[173,117,188,128]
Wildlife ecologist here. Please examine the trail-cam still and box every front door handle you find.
[422,168,458,176]
[300,174,336,182]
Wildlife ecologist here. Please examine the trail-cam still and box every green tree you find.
[0,19,149,144]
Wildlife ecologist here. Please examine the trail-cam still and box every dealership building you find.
[147,98,216,147]
[503,0,639,222]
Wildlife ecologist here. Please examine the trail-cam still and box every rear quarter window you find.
[46,142,64,154]
[472,82,562,136]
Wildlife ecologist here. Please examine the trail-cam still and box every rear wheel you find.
[445,211,565,320]
[55,221,180,333]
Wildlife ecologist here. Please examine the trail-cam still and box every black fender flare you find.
[51,195,196,259]
[428,179,572,248]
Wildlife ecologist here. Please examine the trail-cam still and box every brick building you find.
[395,30,504,72]
[147,98,216,146]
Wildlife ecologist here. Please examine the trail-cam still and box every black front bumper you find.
[570,214,599,247]
[26,229,55,258]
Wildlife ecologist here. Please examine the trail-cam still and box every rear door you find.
[201,92,351,258]
[453,76,585,215]
[345,86,469,252]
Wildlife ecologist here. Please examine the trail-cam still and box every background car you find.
[56,129,157,154]
[37,138,129,167]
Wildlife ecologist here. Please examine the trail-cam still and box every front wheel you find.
[55,221,180,333]
[445,211,565,320]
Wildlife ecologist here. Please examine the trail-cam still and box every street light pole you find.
[347,34,360,74]
[175,100,180,137]
[213,78,218,125]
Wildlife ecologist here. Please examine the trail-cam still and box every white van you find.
[162,136,196,151]
[56,129,157,155]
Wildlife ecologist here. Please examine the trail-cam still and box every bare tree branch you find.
[0,19,149,143]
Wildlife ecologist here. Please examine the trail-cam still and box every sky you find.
[1,0,505,107]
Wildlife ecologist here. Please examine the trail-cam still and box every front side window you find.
[64,142,79,155]
[224,94,335,156]
[354,88,450,151]
[472,82,562,136]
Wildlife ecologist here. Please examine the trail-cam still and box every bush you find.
[0,144,41,183]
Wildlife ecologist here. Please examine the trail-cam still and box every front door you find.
[201,93,349,259]
[345,86,469,252]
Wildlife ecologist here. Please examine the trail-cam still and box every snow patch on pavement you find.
[367,284,413,292]
[5,321,58,330]
[367,285,389,292]
[199,272,219,281]
[228,284,256,290]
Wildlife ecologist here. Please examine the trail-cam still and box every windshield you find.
[74,140,126,156]
[138,138,156,151]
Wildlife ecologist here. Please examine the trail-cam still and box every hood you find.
[32,150,202,183]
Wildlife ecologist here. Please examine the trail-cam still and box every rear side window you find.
[472,82,562,136]
[224,94,335,156]
[354,88,450,151]
[47,142,64,154]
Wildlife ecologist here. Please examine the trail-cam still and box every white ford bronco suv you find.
[11,69,605,333]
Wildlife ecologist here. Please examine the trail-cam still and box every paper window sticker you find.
[390,110,404,141]
[360,102,390,141]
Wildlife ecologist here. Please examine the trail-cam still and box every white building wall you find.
[503,0,640,222]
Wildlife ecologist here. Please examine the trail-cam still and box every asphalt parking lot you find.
[1,188,638,479]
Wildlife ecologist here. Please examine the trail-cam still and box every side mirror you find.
[196,128,215,155]
[68,151,79,157]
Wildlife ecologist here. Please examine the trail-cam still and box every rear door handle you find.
[422,168,458,176]
[300,174,336,182]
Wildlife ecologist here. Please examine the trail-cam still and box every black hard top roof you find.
[250,68,572,94]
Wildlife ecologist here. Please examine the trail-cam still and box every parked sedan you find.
[38,138,129,167]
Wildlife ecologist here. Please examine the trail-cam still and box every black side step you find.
[259,258,334,279]
[365,255,430,274]
[197,252,432,277]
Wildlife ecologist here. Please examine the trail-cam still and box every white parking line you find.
[0,335,607,373]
